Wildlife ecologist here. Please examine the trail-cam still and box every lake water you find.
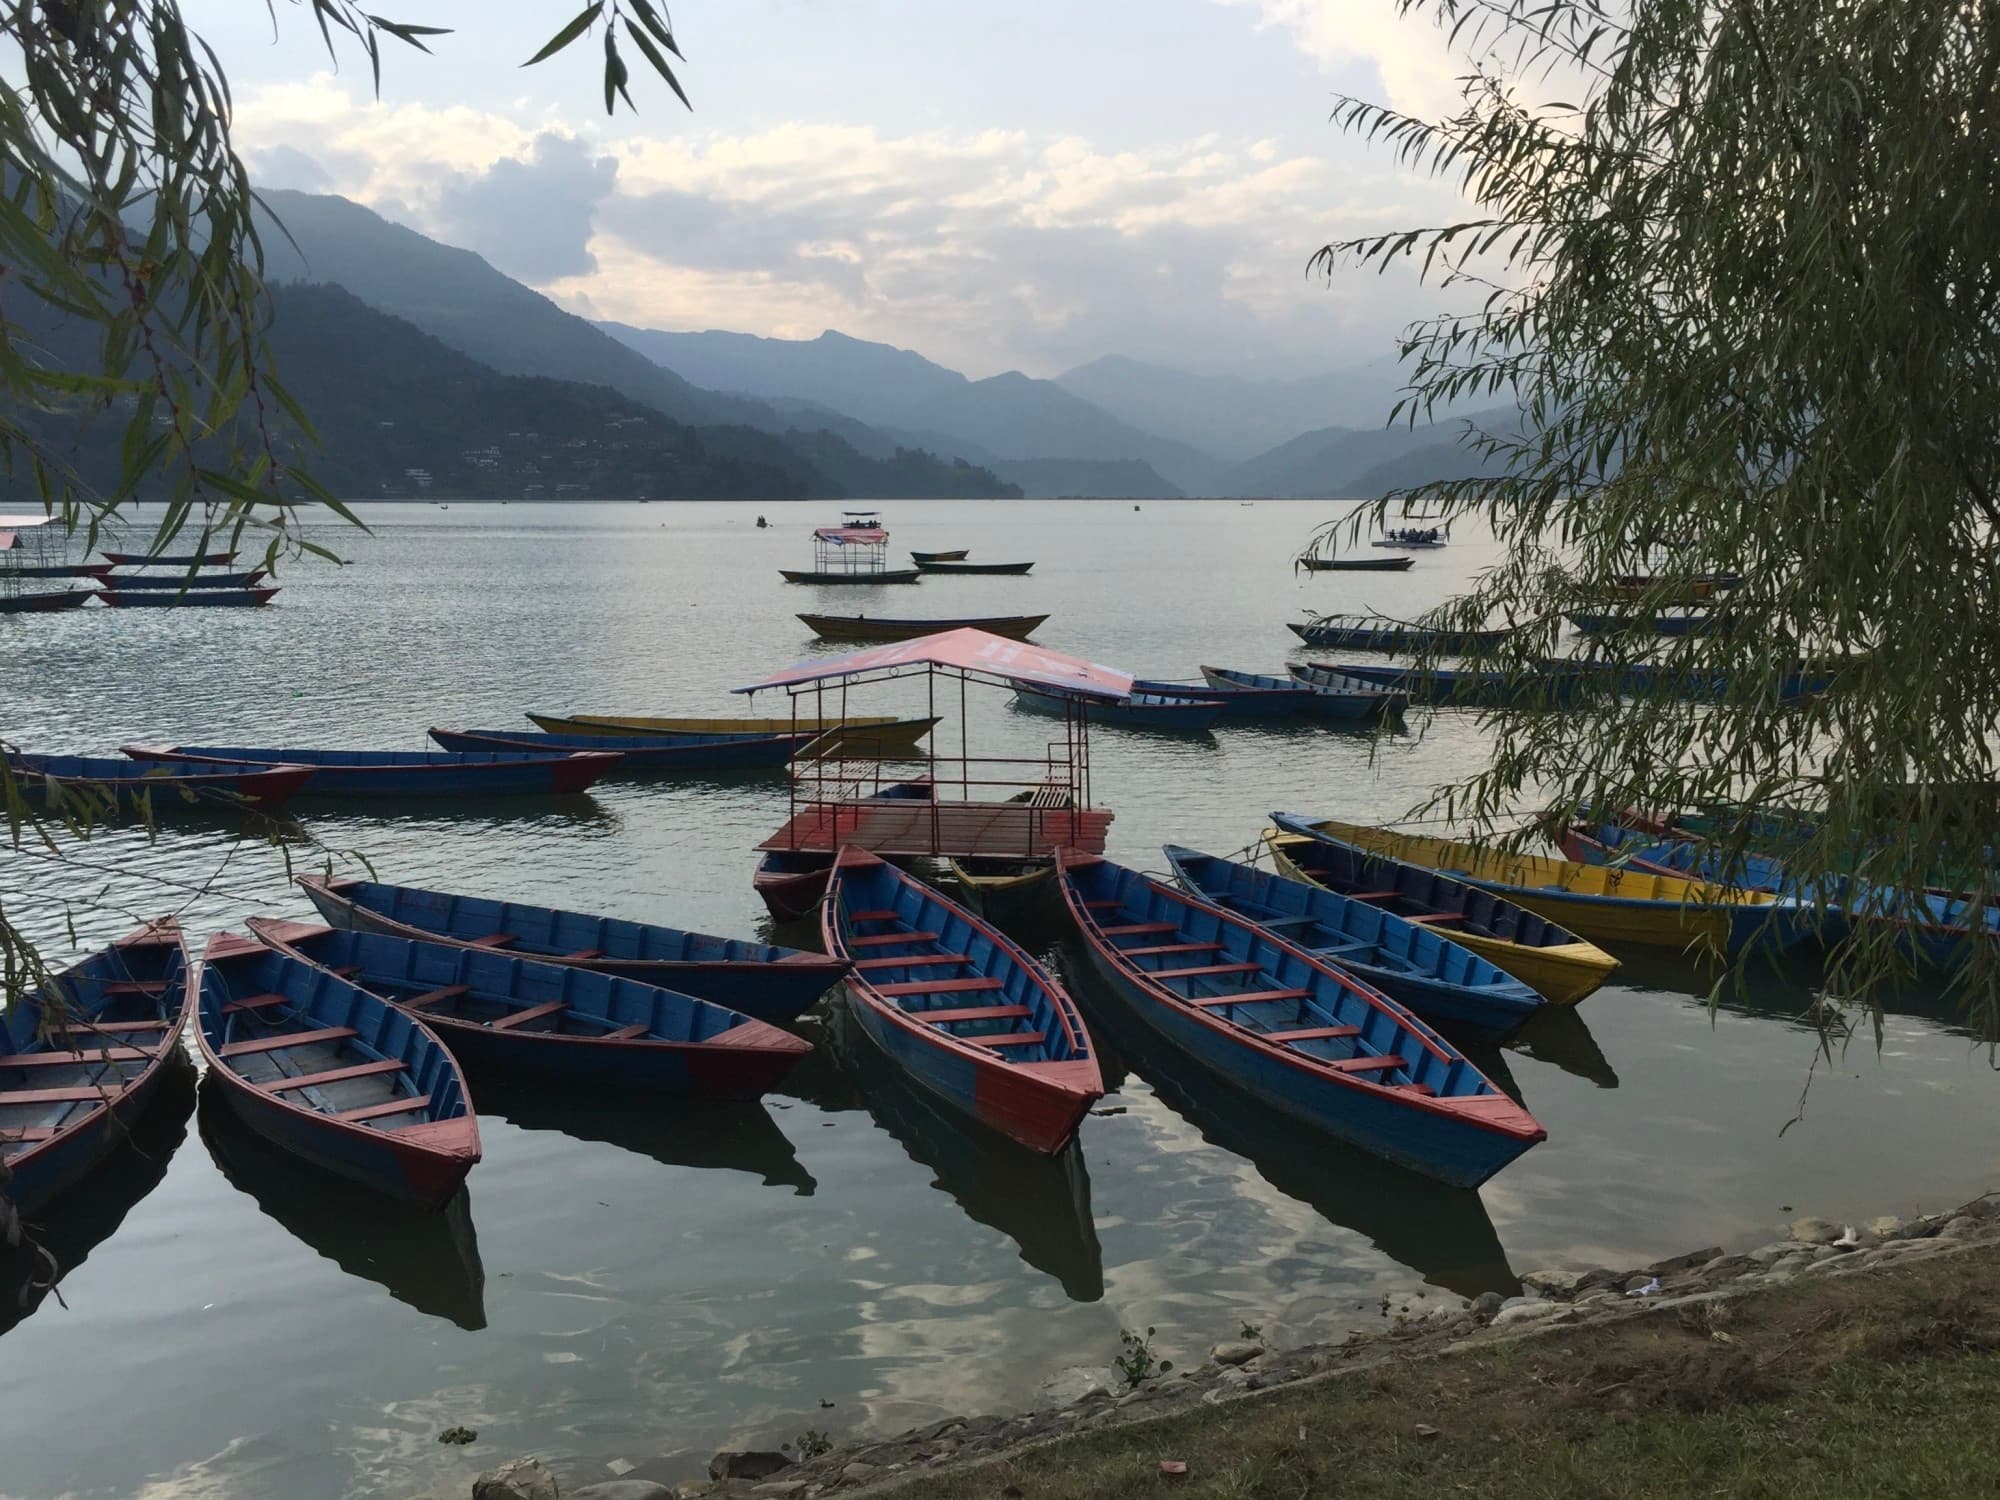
[4,500,1997,1500]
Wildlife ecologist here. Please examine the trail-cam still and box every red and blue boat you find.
[122,743,620,797]
[1217,664,1407,720]
[1057,851,1545,1187]
[101,550,234,566]
[1289,617,1517,654]
[298,873,847,1023]
[1131,671,1320,720]
[96,587,280,608]
[427,725,816,771]
[754,780,936,920]
[824,847,1102,1154]
[4,752,313,810]
[247,918,811,1096]
[1011,685,1225,732]
[196,931,480,1207]
[101,568,270,590]
[1,918,193,1214]
[1298,660,1588,709]
[1163,846,1545,1039]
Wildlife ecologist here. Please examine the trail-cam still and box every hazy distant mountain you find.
[1054,354,1410,462]
[601,322,1229,494]
[1222,411,1510,498]
[989,458,1184,499]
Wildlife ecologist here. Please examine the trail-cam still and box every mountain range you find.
[227,189,1504,501]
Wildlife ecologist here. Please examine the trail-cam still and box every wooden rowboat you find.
[825,847,1101,1154]
[1134,673,1319,720]
[779,567,922,585]
[101,550,234,566]
[299,873,847,1023]
[96,587,278,608]
[1164,846,1546,1039]
[427,726,815,771]
[913,559,1034,575]
[1218,664,1406,721]
[527,712,939,759]
[1288,816,1817,957]
[0,588,92,612]
[1288,618,1516,654]
[1,919,193,1214]
[1297,555,1415,572]
[754,781,937,920]
[1,562,114,579]
[1265,815,1617,1004]
[909,550,970,563]
[797,612,1049,643]
[196,931,479,1207]
[1309,660,1590,709]
[4,752,313,810]
[1057,851,1544,1188]
[1011,686,1224,732]
[247,919,810,1096]
[121,744,619,797]
[101,568,269,589]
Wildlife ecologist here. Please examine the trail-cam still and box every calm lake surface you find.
[4,500,1997,1499]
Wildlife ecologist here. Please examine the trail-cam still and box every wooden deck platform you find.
[757,797,1113,857]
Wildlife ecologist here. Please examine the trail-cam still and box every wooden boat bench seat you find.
[336,1093,432,1123]
[1150,961,1263,980]
[467,932,518,949]
[854,953,971,971]
[849,930,940,948]
[877,976,1003,998]
[1081,900,1124,911]
[1329,1054,1406,1074]
[330,964,364,979]
[562,948,605,960]
[920,1003,1033,1025]
[1102,922,1178,937]
[1191,988,1311,1009]
[0,1085,121,1105]
[1256,913,1322,931]
[219,1026,359,1059]
[1408,913,1465,925]
[0,1046,151,1067]
[222,992,295,1015]
[1401,1082,1438,1095]
[402,984,472,1010]
[99,979,168,996]
[1344,890,1403,903]
[964,1030,1045,1049]
[1122,941,1222,958]
[52,1018,172,1034]
[264,1058,406,1093]
[1264,1024,1362,1043]
[490,1001,567,1032]
[1,1125,58,1142]
[847,910,904,922]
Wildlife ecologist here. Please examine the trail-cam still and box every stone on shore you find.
[1790,1217,1842,1245]
[1034,1365,1123,1407]
[1210,1341,1264,1367]
[571,1484,674,1500]
[1493,1301,1562,1327]
[707,1451,793,1483]
[474,1457,561,1500]
[1472,1291,1505,1319]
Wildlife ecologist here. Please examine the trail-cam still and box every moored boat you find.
[1287,815,1818,957]
[1567,610,1728,637]
[0,919,193,1214]
[1228,663,1408,720]
[1288,617,1517,653]
[527,711,938,759]
[1299,660,1588,709]
[299,873,846,1022]
[754,780,938,920]
[798,612,1049,643]
[0,588,92,612]
[3,752,313,810]
[195,931,479,1207]
[427,726,815,771]
[101,568,269,590]
[1056,851,1544,1187]
[1011,685,1224,732]
[780,566,923,584]
[96,586,279,608]
[101,550,234,566]
[247,919,811,1096]
[909,549,970,563]
[1297,555,1415,572]
[913,559,1035,575]
[121,743,620,797]
[1265,813,1617,1004]
[1164,846,1545,1038]
[825,847,1101,1154]
[1134,671,1318,720]
[1,562,113,579]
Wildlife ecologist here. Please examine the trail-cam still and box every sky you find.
[191,1,1481,381]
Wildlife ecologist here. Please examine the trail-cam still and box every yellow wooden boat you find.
[1292,818,1815,957]
[528,712,938,759]
[1262,831,1617,1004]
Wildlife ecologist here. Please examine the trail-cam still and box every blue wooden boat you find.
[102,568,269,589]
[299,873,847,1022]
[824,847,1102,1154]
[1232,663,1408,720]
[1,919,193,1214]
[1555,659,1836,703]
[0,588,92,612]
[1288,617,1517,654]
[3,562,113,579]
[1056,852,1544,1187]
[1266,812,1619,1005]
[427,726,815,771]
[196,931,480,1207]
[1132,673,1317,719]
[96,586,279,608]
[1163,846,1545,1038]
[1567,610,1727,637]
[121,743,620,797]
[4,752,313,810]
[1011,685,1224,732]
[247,919,811,1095]
[102,549,234,566]
[1305,660,1589,709]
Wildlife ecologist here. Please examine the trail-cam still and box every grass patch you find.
[884,1247,2000,1498]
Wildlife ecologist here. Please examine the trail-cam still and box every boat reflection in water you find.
[474,1072,817,1195]
[2,1059,196,1337]
[1057,941,1520,1299]
[197,1082,488,1332]
[1502,1004,1620,1090]
[794,1005,1106,1302]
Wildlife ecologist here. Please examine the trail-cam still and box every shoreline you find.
[443,1188,2000,1500]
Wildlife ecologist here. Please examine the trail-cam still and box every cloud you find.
[1216,0,1470,119]
[431,133,618,283]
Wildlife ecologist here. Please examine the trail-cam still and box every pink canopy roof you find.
[813,525,889,545]
[736,627,1136,701]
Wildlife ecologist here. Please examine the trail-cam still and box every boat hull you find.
[913,560,1034,575]
[96,587,278,607]
[909,550,970,563]
[103,568,268,589]
[798,612,1048,643]
[779,567,923,584]
[1299,556,1415,572]
[530,712,938,759]
[1288,621,1516,654]
[0,589,92,613]
[427,727,809,770]
[122,743,618,797]
[755,850,836,921]
[4,754,312,810]
[1012,686,1223,731]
